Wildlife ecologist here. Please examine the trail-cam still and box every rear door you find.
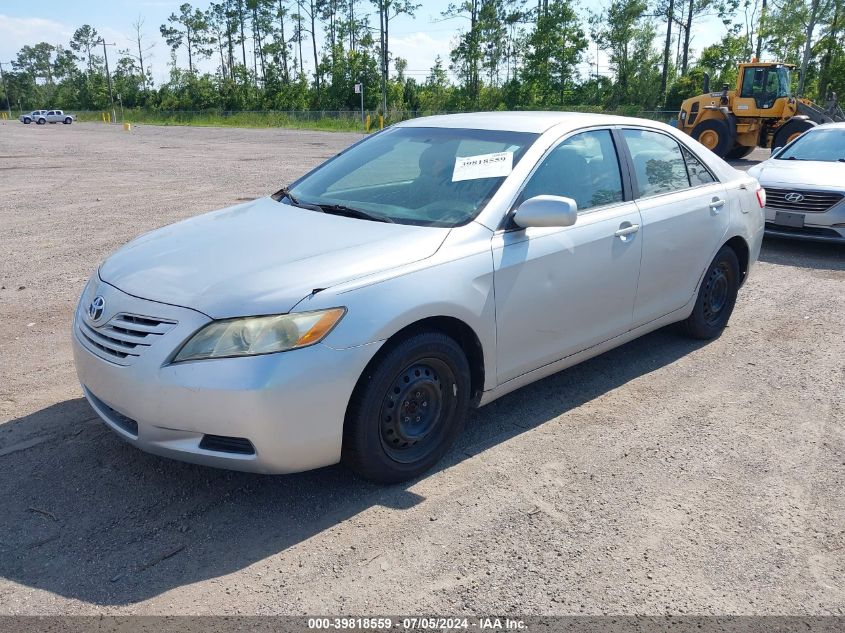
[620,128,730,326]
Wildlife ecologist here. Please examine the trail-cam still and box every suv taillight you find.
[756,186,766,209]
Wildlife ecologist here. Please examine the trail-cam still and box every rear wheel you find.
[773,119,816,150]
[342,331,471,483]
[726,145,755,160]
[36,118,46,125]
[691,119,732,158]
[681,246,740,340]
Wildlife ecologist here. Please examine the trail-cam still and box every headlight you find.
[172,308,346,362]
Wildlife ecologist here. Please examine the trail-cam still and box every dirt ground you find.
[0,122,843,616]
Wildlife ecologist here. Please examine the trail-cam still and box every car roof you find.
[396,111,658,134]
[816,122,845,130]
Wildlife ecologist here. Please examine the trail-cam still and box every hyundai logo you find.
[784,192,805,203]
[88,295,106,322]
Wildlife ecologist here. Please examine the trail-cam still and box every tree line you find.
[2,0,844,117]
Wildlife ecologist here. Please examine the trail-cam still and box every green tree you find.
[520,1,587,106]
[160,3,214,74]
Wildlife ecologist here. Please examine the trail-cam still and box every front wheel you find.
[63,117,72,124]
[23,118,31,124]
[681,246,740,340]
[691,119,732,158]
[342,331,471,483]
[36,118,46,125]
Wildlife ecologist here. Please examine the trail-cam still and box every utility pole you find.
[0,61,12,118]
[97,39,117,123]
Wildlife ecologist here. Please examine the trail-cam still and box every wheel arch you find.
[349,315,486,410]
[724,235,750,286]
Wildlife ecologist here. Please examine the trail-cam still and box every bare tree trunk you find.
[132,17,147,87]
[682,0,693,74]
[279,0,290,83]
[310,0,320,103]
[818,0,840,98]
[661,0,675,99]
[187,26,194,73]
[798,0,823,95]
[379,0,386,113]
[238,0,248,69]
[226,12,235,79]
[297,1,304,76]
[755,0,767,58]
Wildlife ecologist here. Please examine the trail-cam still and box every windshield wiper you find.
[317,203,395,223]
[276,187,324,213]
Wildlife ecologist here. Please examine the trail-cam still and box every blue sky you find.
[0,1,729,86]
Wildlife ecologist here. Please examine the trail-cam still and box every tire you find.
[342,331,471,483]
[726,145,755,160]
[691,119,733,158]
[681,246,740,340]
[36,118,46,125]
[773,119,816,150]
[23,118,31,124]
[63,117,72,124]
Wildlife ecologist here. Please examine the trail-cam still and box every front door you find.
[492,128,643,385]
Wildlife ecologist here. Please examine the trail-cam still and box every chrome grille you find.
[78,313,177,365]
[765,187,843,213]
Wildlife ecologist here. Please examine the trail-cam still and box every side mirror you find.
[772,146,782,155]
[512,195,578,229]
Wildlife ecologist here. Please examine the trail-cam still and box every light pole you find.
[0,61,12,119]
[97,39,117,123]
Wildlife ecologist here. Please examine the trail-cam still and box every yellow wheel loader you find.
[677,61,845,159]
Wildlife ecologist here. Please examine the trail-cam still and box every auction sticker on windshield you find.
[452,151,513,182]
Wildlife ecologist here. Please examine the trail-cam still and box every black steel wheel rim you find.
[702,261,730,325]
[379,359,456,464]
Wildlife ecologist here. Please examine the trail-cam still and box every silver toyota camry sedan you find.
[73,112,765,482]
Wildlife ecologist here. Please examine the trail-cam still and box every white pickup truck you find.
[19,110,47,124]
[28,109,75,125]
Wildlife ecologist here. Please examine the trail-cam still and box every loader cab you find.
[736,64,793,111]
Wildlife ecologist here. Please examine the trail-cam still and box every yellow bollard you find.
[379,115,384,130]
[107,112,112,124]
[102,112,106,123]
[365,114,371,133]
[123,122,131,132]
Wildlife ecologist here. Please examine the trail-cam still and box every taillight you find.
[756,186,766,208]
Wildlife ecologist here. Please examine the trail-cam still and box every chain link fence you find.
[70,108,681,131]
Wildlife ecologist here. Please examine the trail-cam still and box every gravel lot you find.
[0,122,843,616]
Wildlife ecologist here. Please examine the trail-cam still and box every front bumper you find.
[763,203,845,244]
[73,277,381,474]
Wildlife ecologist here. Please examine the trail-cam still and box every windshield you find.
[776,127,845,162]
[283,126,538,227]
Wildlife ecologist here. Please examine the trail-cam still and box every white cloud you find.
[0,14,73,60]
[390,31,456,80]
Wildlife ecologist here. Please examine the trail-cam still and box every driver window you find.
[520,129,624,212]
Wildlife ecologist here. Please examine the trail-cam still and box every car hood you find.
[99,197,450,318]
[749,160,845,189]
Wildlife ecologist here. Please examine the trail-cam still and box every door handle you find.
[614,223,640,237]
[710,197,726,212]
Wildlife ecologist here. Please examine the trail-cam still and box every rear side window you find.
[682,147,716,186]
[623,129,690,197]
[521,129,624,212]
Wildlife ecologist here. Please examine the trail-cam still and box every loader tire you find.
[691,119,732,158]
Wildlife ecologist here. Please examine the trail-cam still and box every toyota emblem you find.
[784,192,804,203]
[88,295,106,322]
